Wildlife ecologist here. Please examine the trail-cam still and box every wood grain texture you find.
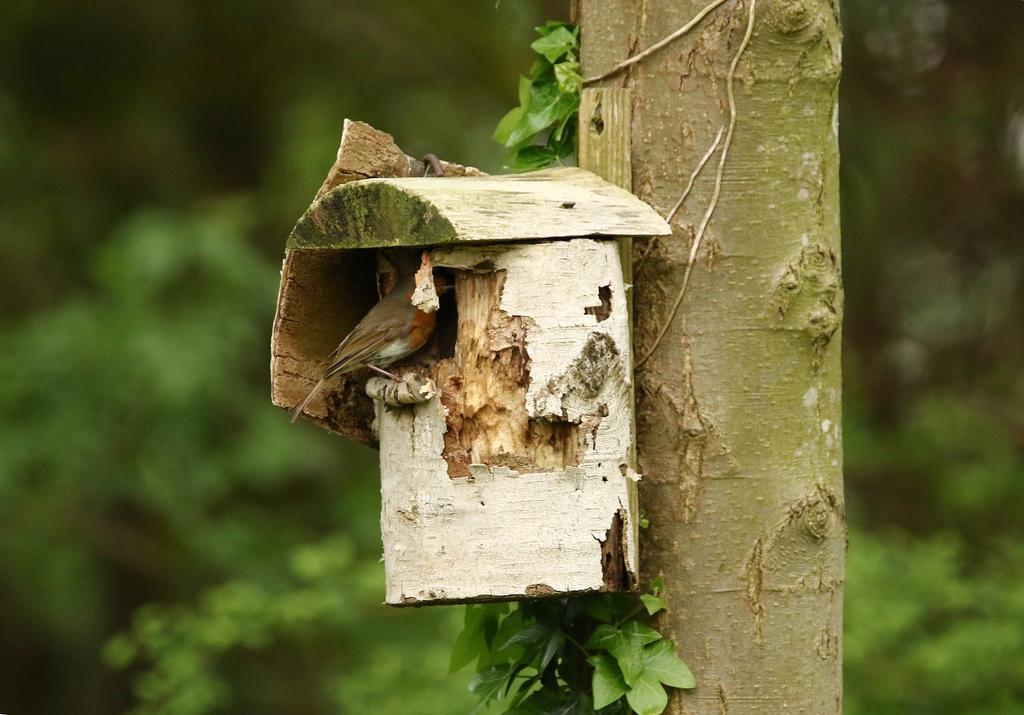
[288,166,671,250]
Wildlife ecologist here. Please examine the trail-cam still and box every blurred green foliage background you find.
[0,1,1021,713]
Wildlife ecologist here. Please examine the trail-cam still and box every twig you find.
[583,0,732,85]
[638,126,724,271]
[637,0,757,369]
[666,125,725,224]
[634,236,660,269]
[564,632,590,657]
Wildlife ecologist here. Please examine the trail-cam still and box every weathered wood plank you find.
[379,239,639,604]
[288,166,671,250]
[272,120,473,443]
[578,87,641,585]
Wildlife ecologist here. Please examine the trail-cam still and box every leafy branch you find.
[450,579,694,715]
[493,21,581,171]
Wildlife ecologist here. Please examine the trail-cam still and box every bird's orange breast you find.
[407,309,437,349]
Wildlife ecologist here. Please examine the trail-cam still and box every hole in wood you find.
[590,100,605,135]
[585,284,613,322]
[599,510,635,591]
[435,269,583,478]
[432,269,458,360]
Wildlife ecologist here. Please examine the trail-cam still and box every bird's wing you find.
[290,319,404,423]
[321,318,404,380]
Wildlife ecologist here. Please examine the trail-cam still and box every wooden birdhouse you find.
[271,120,671,604]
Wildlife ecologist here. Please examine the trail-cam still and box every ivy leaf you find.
[639,594,667,616]
[518,73,532,107]
[541,629,567,669]
[620,642,694,715]
[535,20,574,37]
[624,675,668,715]
[504,145,558,172]
[552,107,576,143]
[554,59,582,94]
[449,612,486,674]
[492,21,581,171]
[450,604,506,673]
[469,664,514,703]
[641,640,696,689]
[499,90,560,150]
[585,622,661,652]
[493,105,527,147]
[489,607,525,655]
[589,653,629,709]
[649,576,664,596]
[505,622,553,651]
[531,26,577,63]
[520,83,574,135]
[582,593,634,623]
[585,622,661,686]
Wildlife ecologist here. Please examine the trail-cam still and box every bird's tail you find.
[291,378,326,423]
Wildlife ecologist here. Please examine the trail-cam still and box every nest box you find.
[271,121,671,604]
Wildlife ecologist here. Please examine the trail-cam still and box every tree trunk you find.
[577,1,845,712]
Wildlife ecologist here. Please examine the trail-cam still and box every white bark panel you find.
[379,239,640,604]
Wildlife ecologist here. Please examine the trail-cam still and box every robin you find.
[290,272,447,422]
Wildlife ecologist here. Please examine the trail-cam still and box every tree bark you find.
[577,1,845,712]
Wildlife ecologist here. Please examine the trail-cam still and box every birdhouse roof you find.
[287,166,672,250]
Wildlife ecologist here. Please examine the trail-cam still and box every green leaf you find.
[529,57,552,81]
[518,74,532,109]
[587,621,662,650]
[504,622,552,651]
[625,675,668,715]
[589,653,629,709]
[540,629,567,669]
[468,664,514,703]
[582,593,635,623]
[649,576,664,596]
[505,146,557,172]
[449,614,485,674]
[490,606,526,653]
[450,604,506,674]
[640,594,667,616]
[493,105,527,147]
[554,59,582,94]
[642,640,695,689]
[531,26,577,63]
[501,84,578,151]
[552,108,576,143]
[535,20,574,37]
[585,622,661,686]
